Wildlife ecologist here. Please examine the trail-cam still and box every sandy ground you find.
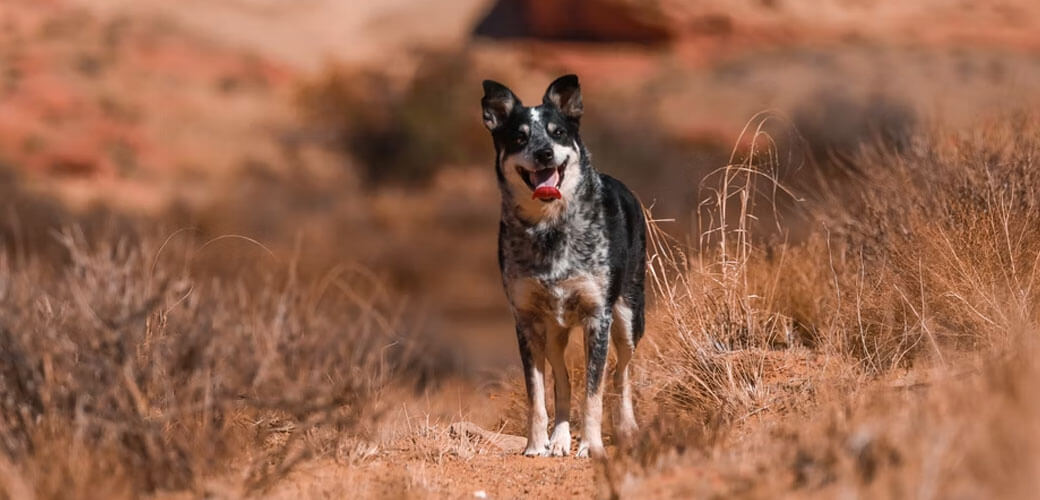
[270,455,597,499]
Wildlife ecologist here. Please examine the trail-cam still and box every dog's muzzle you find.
[517,161,566,202]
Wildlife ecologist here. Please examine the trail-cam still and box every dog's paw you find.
[547,425,571,457]
[575,441,605,459]
[523,439,550,457]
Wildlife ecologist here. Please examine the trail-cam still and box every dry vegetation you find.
[5,1,1040,497]
[4,104,1040,499]
[592,114,1040,498]
[0,190,447,497]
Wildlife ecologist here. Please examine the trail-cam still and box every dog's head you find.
[481,75,585,219]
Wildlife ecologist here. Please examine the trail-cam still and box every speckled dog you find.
[480,75,646,458]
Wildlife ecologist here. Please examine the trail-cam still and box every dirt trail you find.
[271,454,598,499]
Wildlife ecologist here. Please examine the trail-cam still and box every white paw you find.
[547,425,571,457]
[523,438,550,457]
[575,441,605,459]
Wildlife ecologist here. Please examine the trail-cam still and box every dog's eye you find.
[551,128,565,138]
[515,133,528,145]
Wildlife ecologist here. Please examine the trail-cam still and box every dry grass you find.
[5,72,1040,498]
[5,111,1040,497]
[0,212,438,498]
[603,114,1040,498]
[6,1,1040,498]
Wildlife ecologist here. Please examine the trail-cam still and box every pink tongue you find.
[530,168,558,189]
[530,169,561,200]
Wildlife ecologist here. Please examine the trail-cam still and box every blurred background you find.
[3,0,1040,374]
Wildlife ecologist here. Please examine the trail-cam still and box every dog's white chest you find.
[509,272,606,328]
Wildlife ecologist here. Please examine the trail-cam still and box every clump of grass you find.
[642,113,804,431]
[0,221,427,498]
[829,117,1040,364]
[614,113,1040,497]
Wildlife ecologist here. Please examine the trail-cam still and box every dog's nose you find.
[534,148,554,165]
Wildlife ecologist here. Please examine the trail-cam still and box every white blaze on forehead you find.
[529,108,541,124]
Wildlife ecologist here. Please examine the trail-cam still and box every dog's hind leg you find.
[611,300,638,445]
[577,312,611,458]
[546,326,572,456]
[517,319,550,456]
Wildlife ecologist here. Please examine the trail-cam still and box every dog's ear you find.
[543,74,582,121]
[482,80,520,131]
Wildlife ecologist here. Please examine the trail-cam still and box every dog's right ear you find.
[482,80,519,131]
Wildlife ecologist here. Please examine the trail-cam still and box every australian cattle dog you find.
[480,75,647,458]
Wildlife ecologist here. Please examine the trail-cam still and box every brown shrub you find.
[0,216,429,497]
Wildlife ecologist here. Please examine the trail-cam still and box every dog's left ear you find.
[543,74,583,121]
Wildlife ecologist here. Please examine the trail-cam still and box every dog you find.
[480,75,646,458]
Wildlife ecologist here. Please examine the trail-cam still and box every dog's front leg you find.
[577,311,611,458]
[516,317,550,456]
[546,325,572,456]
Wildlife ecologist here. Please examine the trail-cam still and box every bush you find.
[611,114,1040,497]
[0,218,426,497]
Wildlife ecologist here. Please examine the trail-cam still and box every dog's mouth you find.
[516,161,566,202]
